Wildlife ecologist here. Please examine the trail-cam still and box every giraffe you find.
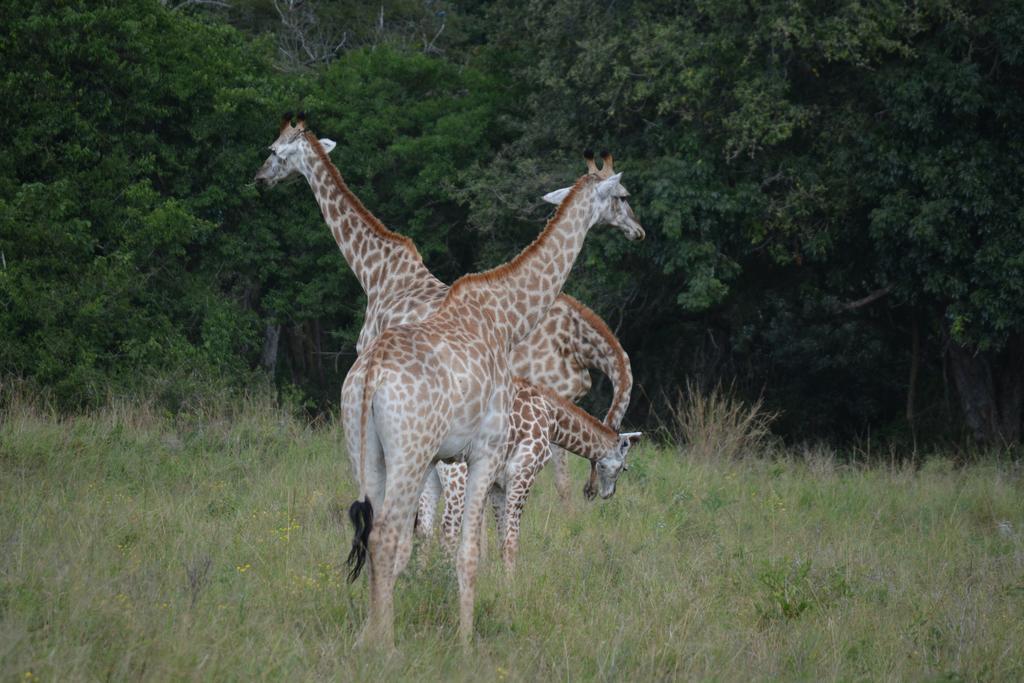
[421,293,632,545]
[339,157,643,648]
[254,114,632,505]
[440,376,643,573]
[513,294,634,501]
[253,112,446,355]
[417,159,636,548]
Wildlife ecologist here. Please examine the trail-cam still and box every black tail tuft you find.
[346,497,373,583]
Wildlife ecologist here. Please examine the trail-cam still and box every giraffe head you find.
[254,112,337,188]
[593,431,643,499]
[542,151,645,241]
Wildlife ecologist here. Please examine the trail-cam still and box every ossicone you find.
[599,150,615,178]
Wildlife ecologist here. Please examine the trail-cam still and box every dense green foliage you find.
[1,0,1022,445]
[2,399,1022,678]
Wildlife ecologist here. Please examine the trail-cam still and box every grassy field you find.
[1,398,1022,681]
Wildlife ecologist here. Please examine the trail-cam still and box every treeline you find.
[1,0,1022,447]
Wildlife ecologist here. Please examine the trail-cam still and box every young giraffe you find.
[515,294,634,501]
[339,158,643,648]
[440,376,643,572]
[254,113,631,506]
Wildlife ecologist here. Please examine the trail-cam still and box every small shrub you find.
[669,381,778,460]
[755,557,852,623]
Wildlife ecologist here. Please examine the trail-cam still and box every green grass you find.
[1,400,1023,681]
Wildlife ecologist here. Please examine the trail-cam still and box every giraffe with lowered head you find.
[440,376,643,573]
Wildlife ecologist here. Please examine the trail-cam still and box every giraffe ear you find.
[596,172,624,198]
[618,431,643,453]
[319,138,337,154]
[542,187,572,205]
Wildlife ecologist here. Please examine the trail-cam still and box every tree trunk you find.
[996,335,1023,444]
[907,317,919,452]
[260,323,281,374]
[946,334,1023,446]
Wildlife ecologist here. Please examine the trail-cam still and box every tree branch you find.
[165,0,231,11]
[839,285,892,311]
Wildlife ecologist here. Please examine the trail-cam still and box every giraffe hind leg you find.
[360,449,435,649]
[395,465,440,576]
[456,438,505,647]
[345,410,386,584]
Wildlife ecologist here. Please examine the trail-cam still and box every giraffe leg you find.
[342,388,388,649]
[395,465,436,576]
[349,428,387,649]
[487,485,506,545]
[583,460,599,501]
[440,462,466,555]
[415,466,442,542]
[501,443,544,574]
[456,446,502,648]
[361,453,432,649]
[482,485,508,571]
[413,466,443,569]
[550,444,571,504]
[477,492,490,566]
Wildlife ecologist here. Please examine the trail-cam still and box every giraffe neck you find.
[447,177,599,346]
[543,388,618,462]
[562,295,632,429]
[298,134,440,305]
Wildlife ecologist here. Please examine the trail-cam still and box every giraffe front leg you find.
[480,484,511,566]
[502,447,543,574]
[583,461,599,501]
[550,444,571,504]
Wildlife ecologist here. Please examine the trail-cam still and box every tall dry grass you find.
[668,380,779,460]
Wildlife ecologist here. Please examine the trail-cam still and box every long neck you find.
[544,388,618,462]
[448,177,598,346]
[298,135,440,302]
[562,295,633,429]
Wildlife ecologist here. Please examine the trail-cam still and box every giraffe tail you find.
[346,498,373,582]
[346,334,387,583]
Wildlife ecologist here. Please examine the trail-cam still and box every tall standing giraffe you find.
[339,159,643,647]
[254,113,632,502]
[418,157,635,548]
